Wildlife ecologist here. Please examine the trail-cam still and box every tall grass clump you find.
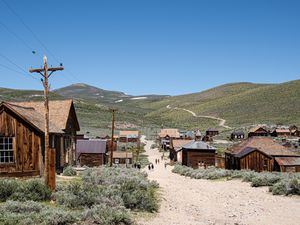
[62,166,77,176]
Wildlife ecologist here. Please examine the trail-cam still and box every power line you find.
[0,20,42,58]
[0,62,40,83]
[2,0,83,84]
[0,53,40,82]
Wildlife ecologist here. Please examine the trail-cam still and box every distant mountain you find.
[53,83,130,103]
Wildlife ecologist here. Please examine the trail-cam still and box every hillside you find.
[146,80,300,130]
[1,79,300,136]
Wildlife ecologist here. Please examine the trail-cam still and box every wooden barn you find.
[119,130,140,143]
[0,100,80,177]
[225,137,300,172]
[206,128,219,137]
[76,139,107,167]
[248,126,269,138]
[181,141,216,168]
[231,130,245,140]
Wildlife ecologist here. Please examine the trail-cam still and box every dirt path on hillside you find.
[166,105,232,129]
[138,138,300,225]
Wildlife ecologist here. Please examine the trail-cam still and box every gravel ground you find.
[139,138,300,225]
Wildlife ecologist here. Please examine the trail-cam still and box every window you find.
[0,137,14,163]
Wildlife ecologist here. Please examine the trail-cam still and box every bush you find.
[10,180,51,202]
[62,166,77,176]
[0,179,18,202]
[82,204,133,225]
[270,181,288,195]
[0,200,44,214]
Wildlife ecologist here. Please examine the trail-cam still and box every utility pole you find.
[110,109,117,167]
[29,55,63,190]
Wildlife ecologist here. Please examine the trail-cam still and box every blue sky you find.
[0,0,299,95]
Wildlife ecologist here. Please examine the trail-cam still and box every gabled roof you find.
[231,130,245,135]
[249,126,268,133]
[1,100,79,134]
[182,140,216,151]
[229,137,298,157]
[234,147,272,159]
[77,139,107,159]
[108,151,133,159]
[273,128,290,134]
[159,129,180,138]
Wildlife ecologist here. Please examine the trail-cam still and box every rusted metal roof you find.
[229,137,298,157]
[275,157,300,166]
[77,139,107,159]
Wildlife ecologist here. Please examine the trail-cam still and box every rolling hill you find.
[1,79,300,137]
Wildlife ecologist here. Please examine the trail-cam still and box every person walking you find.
[164,162,167,169]
[151,164,154,170]
[148,164,151,171]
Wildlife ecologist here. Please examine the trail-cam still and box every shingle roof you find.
[1,100,79,133]
[275,157,300,166]
[234,147,272,158]
[229,137,298,157]
[77,139,107,159]
[182,141,216,151]
[159,129,180,138]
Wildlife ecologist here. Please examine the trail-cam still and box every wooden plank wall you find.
[239,151,272,172]
[0,109,41,176]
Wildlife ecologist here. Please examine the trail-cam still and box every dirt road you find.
[139,138,300,225]
[166,105,232,129]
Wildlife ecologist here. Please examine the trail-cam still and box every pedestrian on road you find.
[164,162,167,169]
[151,164,154,170]
[158,159,160,164]
[148,164,151,171]
[155,159,157,164]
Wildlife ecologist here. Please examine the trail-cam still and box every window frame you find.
[0,136,15,164]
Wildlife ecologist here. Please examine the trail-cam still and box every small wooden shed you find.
[181,141,216,168]
[119,130,140,143]
[206,128,219,137]
[76,139,107,167]
[248,127,269,138]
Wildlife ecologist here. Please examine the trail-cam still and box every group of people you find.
[133,163,141,170]
[148,163,154,171]
[155,158,160,164]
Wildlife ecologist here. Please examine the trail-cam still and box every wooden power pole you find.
[110,109,117,167]
[29,56,63,190]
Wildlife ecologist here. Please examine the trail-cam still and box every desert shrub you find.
[270,180,288,195]
[0,179,18,201]
[286,179,300,195]
[0,201,79,225]
[62,166,77,176]
[0,200,44,214]
[10,180,51,202]
[82,204,133,225]
[81,167,159,212]
[251,173,281,187]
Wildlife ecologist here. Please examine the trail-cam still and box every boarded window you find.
[0,137,14,163]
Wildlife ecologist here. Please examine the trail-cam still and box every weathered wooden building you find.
[181,141,216,168]
[225,137,300,172]
[77,139,107,167]
[158,128,180,140]
[206,128,219,137]
[248,127,269,138]
[109,151,133,165]
[270,128,291,137]
[0,100,80,177]
[119,130,140,143]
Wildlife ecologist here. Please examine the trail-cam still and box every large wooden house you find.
[77,139,107,167]
[225,137,300,172]
[0,100,80,177]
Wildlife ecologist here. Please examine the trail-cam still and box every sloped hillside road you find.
[166,105,232,129]
[138,138,300,225]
